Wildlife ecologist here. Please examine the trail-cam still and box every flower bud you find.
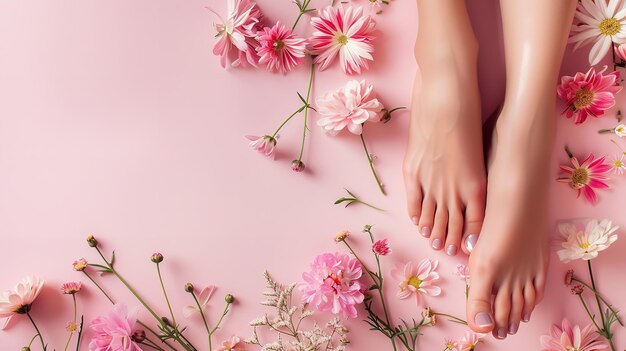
[380,110,392,123]
[161,317,172,327]
[131,330,146,343]
[362,224,372,232]
[184,283,194,293]
[291,160,305,172]
[571,284,584,295]
[86,235,98,247]
[564,269,574,286]
[334,230,349,243]
[73,258,88,271]
[22,347,31,351]
[225,294,234,304]
[151,253,164,263]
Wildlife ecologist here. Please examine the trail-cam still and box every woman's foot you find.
[403,43,487,256]
[466,102,554,338]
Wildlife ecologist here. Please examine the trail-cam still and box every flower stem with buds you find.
[26,312,46,351]
[190,291,213,351]
[156,262,181,342]
[360,132,385,195]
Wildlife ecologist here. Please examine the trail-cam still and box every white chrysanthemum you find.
[557,219,619,262]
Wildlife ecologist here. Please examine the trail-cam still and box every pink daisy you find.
[256,21,307,74]
[540,318,608,351]
[615,42,626,61]
[557,66,622,124]
[61,281,82,295]
[444,338,460,351]
[301,252,365,318]
[558,153,612,204]
[459,332,482,351]
[0,275,44,330]
[309,6,376,74]
[216,335,246,351]
[245,135,277,159]
[391,259,441,305]
[372,238,391,256]
[89,304,143,351]
[211,0,264,68]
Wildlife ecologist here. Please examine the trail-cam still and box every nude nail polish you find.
[497,328,507,339]
[464,234,477,252]
[474,312,493,327]
[411,216,419,225]
[523,313,531,322]
[432,239,442,250]
[421,226,431,238]
[446,245,457,256]
[509,323,518,335]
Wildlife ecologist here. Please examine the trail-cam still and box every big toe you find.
[466,265,495,333]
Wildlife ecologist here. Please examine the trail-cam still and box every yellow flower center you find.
[571,167,590,188]
[574,89,595,110]
[580,242,590,250]
[616,125,625,134]
[599,17,621,36]
[337,34,349,45]
[408,276,422,289]
[67,322,78,332]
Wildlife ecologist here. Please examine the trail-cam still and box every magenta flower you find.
[557,66,622,124]
[256,21,307,74]
[0,275,44,330]
[391,259,441,305]
[212,0,264,68]
[316,80,384,135]
[309,6,376,74]
[372,239,391,256]
[61,281,82,295]
[89,304,143,351]
[558,153,612,204]
[540,318,608,351]
[246,135,277,159]
[301,252,365,318]
[216,335,246,351]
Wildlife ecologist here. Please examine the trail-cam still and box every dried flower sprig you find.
[334,188,384,211]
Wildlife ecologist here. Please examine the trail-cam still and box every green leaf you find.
[110,250,116,267]
[368,284,379,290]
[297,92,307,106]
[344,188,356,198]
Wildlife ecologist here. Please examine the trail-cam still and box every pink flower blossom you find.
[372,239,391,255]
[444,338,460,351]
[211,0,264,68]
[557,66,622,124]
[301,252,365,318]
[183,285,215,318]
[616,43,626,62]
[256,21,307,74]
[89,304,143,351]
[316,80,384,135]
[459,331,482,351]
[391,259,441,305]
[246,135,277,159]
[61,281,82,295]
[0,275,44,330]
[216,335,246,351]
[558,153,612,204]
[73,258,88,271]
[455,264,470,281]
[309,6,376,74]
[540,318,608,351]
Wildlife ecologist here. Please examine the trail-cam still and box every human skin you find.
[405,0,577,339]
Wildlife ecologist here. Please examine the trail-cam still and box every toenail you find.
[411,216,419,225]
[474,312,493,327]
[446,245,457,256]
[523,313,531,322]
[509,323,518,335]
[420,227,431,238]
[464,234,477,252]
[431,239,442,250]
[497,328,507,339]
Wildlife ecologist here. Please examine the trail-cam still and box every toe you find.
[429,207,448,251]
[461,196,485,255]
[508,285,524,335]
[404,179,423,226]
[493,285,512,340]
[418,195,436,238]
[522,281,537,323]
[534,271,546,304]
[466,264,495,334]
[445,203,463,256]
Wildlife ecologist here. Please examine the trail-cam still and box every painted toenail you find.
[446,245,457,256]
[464,234,477,252]
[411,216,419,225]
[474,312,493,327]
[509,323,518,335]
[497,328,507,339]
[432,239,442,250]
[523,313,531,322]
[421,227,431,238]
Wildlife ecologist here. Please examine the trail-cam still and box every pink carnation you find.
[212,0,264,68]
[301,252,365,318]
[256,21,307,74]
[557,66,622,124]
[316,80,384,135]
[372,239,391,255]
[540,318,608,351]
[89,304,143,351]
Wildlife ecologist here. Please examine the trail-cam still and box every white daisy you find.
[569,0,626,65]
[611,154,626,174]
[615,123,626,137]
[556,219,619,262]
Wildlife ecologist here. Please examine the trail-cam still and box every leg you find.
[466,0,577,338]
[404,0,486,256]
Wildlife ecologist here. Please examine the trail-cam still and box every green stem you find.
[156,263,179,337]
[588,261,606,329]
[572,278,623,326]
[27,334,38,348]
[297,62,315,162]
[271,107,305,139]
[63,295,78,351]
[373,254,397,351]
[292,0,312,30]
[578,294,603,333]
[82,271,114,304]
[360,132,385,195]
[210,302,231,335]
[26,312,46,351]
[191,292,212,351]
[433,313,468,325]
[355,199,385,211]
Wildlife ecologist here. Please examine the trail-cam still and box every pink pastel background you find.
[1,0,625,350]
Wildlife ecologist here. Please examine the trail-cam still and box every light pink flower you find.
[459,332,482,351]
[372,239,391,255]
[444,338,460,351]
[183,285,215,318]
[455,264,470,281]
[615,43,626,61]
[391,259,441,305]
[89,304,143,351]
[309,6,376,74]
[301,252,365,318]
[0,275,44,330]
[216,335,245,351]
[73,258,88,271]
[557,66,621,124]
[610,154,626,174]
[540,318,608,351]
[557,153,612,204]
[246,135,277,159]
[316,80,384,135]
[256,21,307,74]
[211,0,264,68]
[61,281,82,295]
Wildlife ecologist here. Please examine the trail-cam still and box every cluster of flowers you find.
[557,0,626,204]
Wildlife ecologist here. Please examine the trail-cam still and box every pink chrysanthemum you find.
[558,153,612,204]
[557,66,621,124]
[212,0,264,68]
[246,135,277,159]
[459,332,482,351]
[372,238,391,256]
[89,304,143,351]
[256,21,307,74]
[61,281,82,295]
[301,252,365,318]
[0,275,44,330]
[540,318,608,351]
[216,335,246,351]
[309,6,376,74]
[391,259,441,305]
[316,80,384,135]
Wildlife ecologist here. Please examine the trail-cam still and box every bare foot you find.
[403,45,487,256]
[466,102,553,338]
